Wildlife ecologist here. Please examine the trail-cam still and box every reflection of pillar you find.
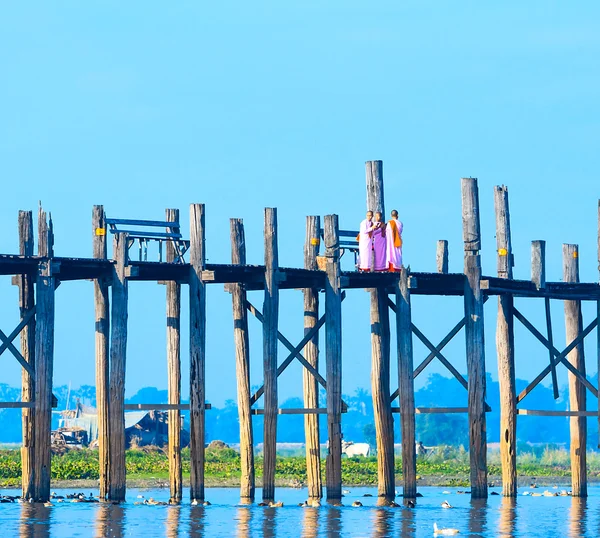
[371,508,394,538]
[261,507,277,538]
[569,496,587,537]
[236,503,253,538]
[95,504,125,538]
[301,505,320,538]
[326,505,342,536]
[400,504,415,537]
[498,497,517,537]
[165,505,181,538]
[20,503,50,538]
[468,498,487,536]
[189,506,205,537]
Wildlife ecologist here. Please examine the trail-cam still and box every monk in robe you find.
[386,209,403,272]
[371,211,387,271]
[358,211,375,271]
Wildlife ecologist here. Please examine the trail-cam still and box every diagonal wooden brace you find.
[514,307,598,402]
[0,307,36,377]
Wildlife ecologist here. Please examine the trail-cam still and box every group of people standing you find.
[358,209,403,272]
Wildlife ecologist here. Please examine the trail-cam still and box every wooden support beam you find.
[564,243,587,497]
[251,408,329,415]
[189,203,206,502]
[303,215,322,500]
[32,207,55,502]
[166,208,182,504]
[597,200,600,448]
[437,240,449,274]
[513,309,598,401]
[230,218,255,500]
[366,159,395,500]
[0,402,35,409]
[92,205,110,501]
[518,409,597,417]
[108,232,128,502]
[396,268,417,499]
[324,214,343,501]
[18,210,35,500]
[461,177,487,499]
[392,407,472,414]
[262,207,279,502]
[494,185,517,498]
[124,403,211,410]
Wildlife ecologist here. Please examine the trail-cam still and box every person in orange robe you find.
[386,209,403,272]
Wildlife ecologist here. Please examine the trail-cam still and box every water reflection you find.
[400,505,415,536]
[236,502,252,538]
[371,507,395,537]
[469,499,487,537]
[188,505,205,537]
[326,504,342,537]
[20,503,51,538]
[301,506,319,538]
[94,503,125,538]
[569,497,587,537]
[165,505,181,538]
[497,497,517,538]
[261,507,277,538]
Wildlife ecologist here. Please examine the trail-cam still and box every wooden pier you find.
[2,161,600,503]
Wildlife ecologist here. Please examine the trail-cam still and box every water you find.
[3,486,599,537]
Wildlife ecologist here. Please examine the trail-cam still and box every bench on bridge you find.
[317,228,359,270]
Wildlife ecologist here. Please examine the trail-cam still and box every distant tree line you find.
[0,373,594,447]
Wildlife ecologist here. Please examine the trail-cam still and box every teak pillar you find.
[366,160,395,499]
[18,210,35,499]
[303,216,322,500]
[461,177,487,499]
[230,218,255,500]
[166,208,182,503]
[494,186,517,497]
[437,240,449,274]
[324,214,342,500]
[396,268,416,499]
[189,203,207,502]
[563,244,587,497]
[32,207,55,502]
[108,232,129,502]
[597,201,600,448]
[262,208,279,502]
[92,205,110,500]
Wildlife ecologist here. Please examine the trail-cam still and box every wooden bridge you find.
[2,161,599,503]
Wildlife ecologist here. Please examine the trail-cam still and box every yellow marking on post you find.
[310,238,320,246]
[573,251,578,258]
[95,228,106,236]
[498,248,507,256]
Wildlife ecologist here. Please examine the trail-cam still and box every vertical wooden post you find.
[303,216,322,500]
[461,177,487,499]
[18,211,35,500]
[324,214,342,500]
[92,205,110,501]
[532,241,559,400]
[494,185,516,497]
[563,243,587,497]
[166,208,182,504]
[189,204,206,502]
[396,268,416,499]
[32,207,55,502]
[437,240,449,274]
[597,201,600,449]
[230,218,255,500]
[262,207,279,502]
[108,232,128,502]
[365,160,395,500]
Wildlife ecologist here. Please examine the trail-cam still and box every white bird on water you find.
[433,522,459,535]
[441,500,452,509]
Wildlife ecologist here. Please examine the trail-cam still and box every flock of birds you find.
[0,492,99,507]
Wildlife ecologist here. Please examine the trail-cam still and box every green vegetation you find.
[2,445,600,488]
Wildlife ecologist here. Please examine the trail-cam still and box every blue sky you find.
[1,2,599,407]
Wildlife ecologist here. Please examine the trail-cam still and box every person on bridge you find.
[358,210,375,271]
[371,211,387,271]
[386,209,403,272]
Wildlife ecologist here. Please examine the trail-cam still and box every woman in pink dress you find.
[371,211,387,271]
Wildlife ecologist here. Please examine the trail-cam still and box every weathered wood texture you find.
[396,268,416,499]
[563,243,587,497]
[32,208,55,502]
[494,186,516,497]
[366,160,385,215]
[92,205,110,500]
[324,214,343,500]
[18,211,35,499]
[189,204,207,501]
[437,240,449,274]
[366,162,395,499]
[230,218,255,499]
[461,177,487,499]
[166,208,182,504]
[303,216,322,500]
[597,201,600,448]
[109,233,128,502]
[262,208,279,502]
